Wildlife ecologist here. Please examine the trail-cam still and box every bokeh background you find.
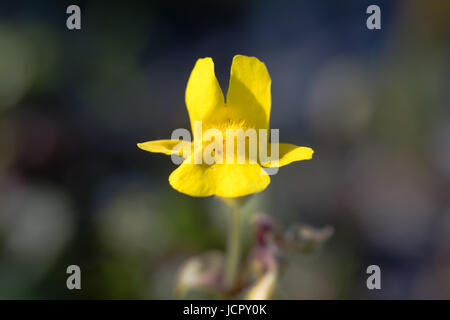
[1,0,450,299]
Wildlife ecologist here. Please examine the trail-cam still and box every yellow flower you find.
[138,55,313,198]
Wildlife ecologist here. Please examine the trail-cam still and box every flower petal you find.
[261,143,314,167]
[226,55,271,129]
[137,140,191,157]
[169,162,270,197]
[185,57,225,133]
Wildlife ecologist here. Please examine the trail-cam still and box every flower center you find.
[200,119,259,164]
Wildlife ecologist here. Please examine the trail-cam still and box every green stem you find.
[224,205,241,290]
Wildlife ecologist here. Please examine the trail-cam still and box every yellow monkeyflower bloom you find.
[138,55,314,198]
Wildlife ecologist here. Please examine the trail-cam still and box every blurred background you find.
[1,0,450,299]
